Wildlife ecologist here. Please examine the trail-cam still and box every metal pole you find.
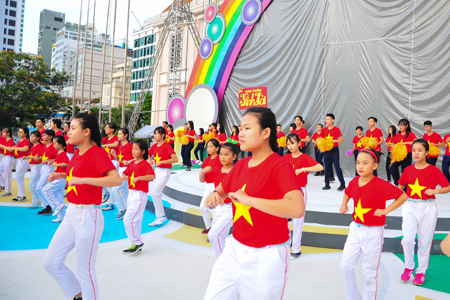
[108,0,117,122]
[99,0,111,126]
[88,0,96,112]
[121,0,131,127]
[72,0,83,118]
[80,0,91,111]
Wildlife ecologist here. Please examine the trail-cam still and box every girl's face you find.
[42,133,52,143]
[183,124,187,130]
[276,126,281,133]
[217,124,221,131]
[211,126,216,132]
[412,143,428,162]
[51,122,57,130]
[287,138,300,154]
[64,123,70,132]
[30,134,38,144]
[167,127,172,133]
[294,118,301,127]
[35,119,43,128]
[53,139,63,151]
[389,127,393,135]
[208,125,211,132]
[233,127,237,134]
[356,152,377,177]
[132,143,145,159]
[317,125,322,132]
[207,142,219,155]
[220,147,236,166]
[290,126,294,132]
[154,130,163,142]
[68,119,87,145]
[18,129,26,139]
[398,123,408,132]
[239,114,270,153]
[118,130,126,142]
[2,130,9,138]
[105,125,113,135]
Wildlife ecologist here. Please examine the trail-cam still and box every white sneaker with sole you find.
[53,203,65,216]
[27,202,41,208]
[149,216,167,226]
[52,215,64,223]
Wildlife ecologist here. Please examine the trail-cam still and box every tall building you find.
[102,60,132,107]
[38,9,66,65]
[130,26,156,104]
[0,0,25,52]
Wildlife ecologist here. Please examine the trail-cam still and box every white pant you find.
[200,183,215,229]
[42,179,67,218]
[67,153,74,161]
[292,187,307,254]
[43,204,104,300]
[123,190,147,245]
[15,159,29,197]
[29,165,42,205]
[111,166,128,212]
[105,160,120,206]
[148,167,171,218]
[0,156,14,193]
[401,200,438,274]
[36,165,54,207]
[205,237,290,300]
[209,204,233,258]
[340,222,384,300]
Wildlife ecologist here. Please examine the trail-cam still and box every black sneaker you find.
[314,172,321,176]
[322,185,331,190]
[73,296,82,300]
[11,196,20,201]
[291,251,302,260]
[38,205,52,215]
[123,243,144,254]
[337,184,346,191]
[0,186,4,190]
[186,166,192,171]
[330,177,335,183]
[18,196,27,202]
[320,171,325,176]
[201,228,210,234]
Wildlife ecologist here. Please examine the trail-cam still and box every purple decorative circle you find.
[241,0,262,26]
[167,96,185,124]
[204,4,217,24]
[200,37,213,60]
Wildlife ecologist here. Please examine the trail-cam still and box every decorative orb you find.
[204,4,217,24]
[206,14,226,44]
[200,37,213,60]
[185,84,219,131]
[167,96,185,124]
[241,0,262,26]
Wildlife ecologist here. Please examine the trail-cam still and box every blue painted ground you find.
[0,197,171,251]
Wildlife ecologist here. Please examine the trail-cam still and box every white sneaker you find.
[196,160,201,165]
[27,202,41,208]
[149,216,167,226]
[53,203,65,216]
[52,215,64,223]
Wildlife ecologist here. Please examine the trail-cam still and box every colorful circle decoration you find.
[204,3,217,24]
[166,95,185,125]
[241,0,262,26]
[184,84,219,132]
[206,13,226,45]
[200,37,213,60]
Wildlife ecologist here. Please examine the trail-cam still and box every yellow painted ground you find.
[0,178,69,204]
[415,296,434,300]
[186,207,213,218]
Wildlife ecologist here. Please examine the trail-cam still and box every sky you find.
[23,0,174,54]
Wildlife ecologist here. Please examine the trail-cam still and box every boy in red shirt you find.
[442,125,450,182]
[321,114,345,191]
[312,123,328,176]
[366,117,384,176]
[422,120,443,166]
[350,126,364,176]
[276,124,286,157]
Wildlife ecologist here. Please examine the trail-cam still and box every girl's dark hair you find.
[167,124,173,130]
[286,133,302,150]
[20,127,29,139]
[30,130,42,145]
[232,125,239,135]
[154,126,166,139]
[211,123,217,130]
[52,119,62,129]
[206,138,220,152]
[412,139,429,152]
[398,118,411,139]
[106,122,117,132]
[53,135,66,151]
[289,123,296,129]
[244,107,278,153]
[217,124,225,135]
[64,121,71,128]
[74,113,102,147]
[358,147,383,165]
[187,120,194,131]
[119,128,130,142]
[133,139,149,160]
[199,128,205,135]
[356,126,363,131]
[3,127,12,138]
[387,125,397,138]
[44,129,55,139]
[294,116,305,124]
[221,142,239,163]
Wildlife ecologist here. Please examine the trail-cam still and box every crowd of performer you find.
[1,110,450,300]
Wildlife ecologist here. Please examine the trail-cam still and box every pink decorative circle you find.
[167,97,185,124]
[204,4,217,24]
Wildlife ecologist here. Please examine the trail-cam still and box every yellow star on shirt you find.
[42,153,48,162]
[14,149,18,156]
[354,199,371,223]
[118,152,123,163]
[389,141,392,146]
[232,184,253,226]
[129,171,136,188]
[357,141,362,148]
[325,134,333,141]
[104,147,111,154]
[154,153,161,163]
[29,154,33,163]
[66,168,78,196]
[408,178,427,198]
[3,149,5,154]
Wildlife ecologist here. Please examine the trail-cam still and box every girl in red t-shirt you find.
[166,124,175,149]
[390,119,417,186]
[64,121,75,160]
[11,127,30,201]
[230,125,240,155]
[42,136,69,223]
[122,139,155,253]
[204,108,304,299]
[340,149,407,300]
[285,133,323,259]
[194,128,206,164]
[384,125,396,182]
[397,139,450,285]
[101,122,120,209]
[200,142,237,257]
[36,129,57,215]
[0,127,15,196]
[350,126,364,177]
[27,130,43,208]
[182,121,196,171]
[44,113,121,300]
[199,139,221,234]
[216,124,228,146]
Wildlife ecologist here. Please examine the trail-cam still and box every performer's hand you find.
[425,189,436,196]
[51,161,57,167]
[155,162,162,167]
[132,177,139,184]
[148,159,154,165]
[374,209,387,217]
[68,177,84,186]
[205,192,223,209]
[202,166,212,173]
[48,173,57,182]
[340,204,348,214]
[229,189,251,206]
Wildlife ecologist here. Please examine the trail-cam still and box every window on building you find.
[3,38,6,44]
[115,77,120,83]
[10,0,17,7]
[54,17,63,22]
[8,29,14,36]
[7,39,14,46]
[134,39,139,48]
[9,10,16,17]
[5,9,8,15]
[45,26,50,30]
[5,0,9,6]
[4,19,7,25]
[3,29,6,34]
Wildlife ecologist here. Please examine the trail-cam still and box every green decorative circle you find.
[206,14,226,44]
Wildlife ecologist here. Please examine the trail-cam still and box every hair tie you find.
[360,148,379,163]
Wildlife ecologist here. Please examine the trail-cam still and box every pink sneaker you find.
[413,273,425,285]
[401,268,414,282]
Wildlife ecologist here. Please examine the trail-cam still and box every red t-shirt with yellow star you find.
[221,153,302,248]
[345,176,404,226]
[187,129,196,142]
[39,129,45,141]
[101,136,119,160]
[123,159,155,193]
[422,132,443,158]
[398,164,449,200]
[393,132,417,153]
[312,132,320,147]
[217,133,227,144]
[148,142,175,169]
[320,126,342,148]
[290,128,309,148]
[65,134,75,154]
[117,142,133,168]
[66,145,116,205]
[352,136,364,151]
[203,154,222,183]
[39,143,58,163]
[167,131,175,144]
[386,136,394,152]
[283,153,319,187]
[29,144,43,164]
[15,139,30,158]
[55,151,70,173]
[366,128,383,152]
[230,134,240,146]
[3,138,15,156]
[444,134,450,156]
[210,166,232,204]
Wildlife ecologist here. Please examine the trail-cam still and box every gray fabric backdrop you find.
[219,0,450,178]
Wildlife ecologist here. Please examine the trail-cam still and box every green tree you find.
[0,51,70,128]
[141,93,152,125]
